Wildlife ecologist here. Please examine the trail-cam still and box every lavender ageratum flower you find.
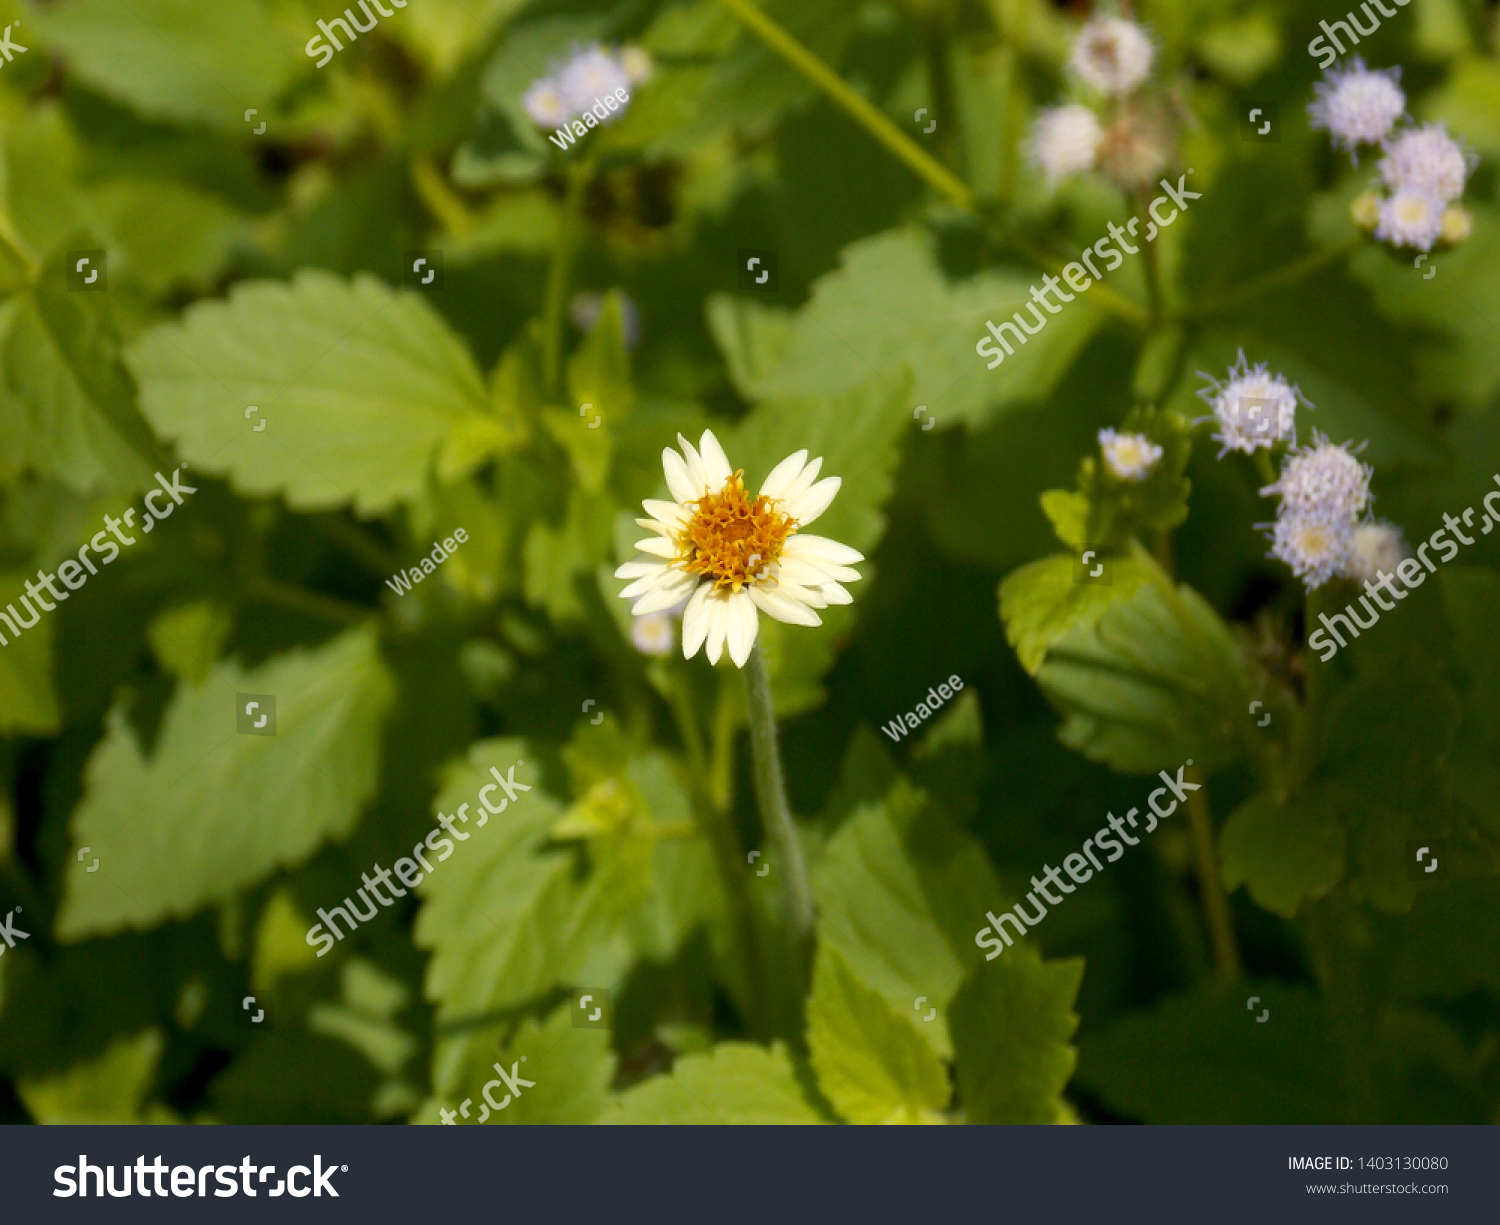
[1375,188,1447,252]
[523,44,646,130]
[1379,122,1473,202]
[1262,432,1373,522]
[1308,59,1405,157]
[522,77,571,128]
[557,44,631,118]
[1196,350,1308,457]
[1098,429,1163,481]
[1030,105,1102,187]
[1069,16,1154,97]
[1268,509,1355,590]
[1344,520,1408,585]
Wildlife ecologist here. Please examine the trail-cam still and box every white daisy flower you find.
[557,44,632,119]
[615,431,864,668]
[1069,16,1154,97]
[1030,104,1103,187]
[1196,350,1307,457]
[1098,428,1163,481]
[1343,520,1408,585]
[1308,59,1404,156]
[1262,432,1372,522]
[1379,122,1472,202]
[1268,509,1354,591]
[1375,188,1446,252]
[631,611,676,656]
[522,77,571,128]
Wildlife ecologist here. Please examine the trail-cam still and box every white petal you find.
[759,450,808,501]
[782,534,864,567]
[699,430,733,487]
[726,592,760,667]
[621,569,680,599]
[633,536,678,558]
[778,555,860,585]
[818,582,853,605]
[705,596,730,664]
[781,455,824,505]
[677,433,710,493]
[662,447,698,504]
[642,499,690,528]
[616,560,668,580]
[749,585,823,626]
[772,579,828,609]
[632,580,696,615]
[681,584,712,659]
[784,476,841,526]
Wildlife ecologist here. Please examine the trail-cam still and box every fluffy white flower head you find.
[631,611,676,656]
[522,78,570,128]
[1098,429,1163,481]
[615,430,864,668]
[558,44,631,117]
[1263,432,1372,521]
[1343,520,1408,585]
[1379,123,1471,202]
[1375,188,1446,252]
[1069,16,1154,96]
[1030,105,1102,187]
[1269,511,1354,591]
[1308,60,1404,155]
[1196,350,1306,457]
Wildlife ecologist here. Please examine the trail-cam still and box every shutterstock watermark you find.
[305,0,408,69]
[975,763,1197,959]
[1310,474,1500,662]
[0,469,197,649]
[977,173,1201,370]
[55,1155,344,1197]
[305,760,532,955]
[439,1057,536,1124]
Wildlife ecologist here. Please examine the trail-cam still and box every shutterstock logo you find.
[55,1155,345,1198]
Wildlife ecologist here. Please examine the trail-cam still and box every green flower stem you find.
[1254,448,1278,488]
[541,160,590,399]
[710,0,975,213]
[1182,775,1242,983]
[245,577,369,626]
[743,645,814,942]
[1134,189,1165,325]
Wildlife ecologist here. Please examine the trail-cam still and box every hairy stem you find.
[1186,236,1363,321]
[743,645,814,943]
[711,0,975,211]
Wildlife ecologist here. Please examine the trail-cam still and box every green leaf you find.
[1382,878,1500,1001]
[948,943,1083,1124]
[146,601,231,687]
[0,574,61,734]
[1076,983,1348,1123]
[17,1029,177,1123]
[89,178,246,295]
[1034,567,1247,774]
[1000,552,1145,676]
[1219,789,1348,919]
[414,741,635,1023]
[1440,566,1500,837]
[56,625,394,939]
[812,781,1002,1059]
[32,0,297,130]
[708,229,1101,430]
[126,272,493,515]
[0,260,162,496]
[807,943,950,1124]
[523,486,614,623]
[602,1042,825,1124]
[386,0,529,81]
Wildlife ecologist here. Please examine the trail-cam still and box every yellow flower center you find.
[676,471,795,593]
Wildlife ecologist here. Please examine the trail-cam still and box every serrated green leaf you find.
[17,1028,177,1124]
[602,1042,825,1123]
[32,0,297,130]
[89,178,246,295]
[1035,566,1247,774]
[807,943,949,1124]
[126,272,492,514]
[0,574,60,734]
[57,625,394,939]
[949,943,1083,1124]
[1000,552,1145,675]
[1219,790,1347,919]
[709,229,1101,430]
[812,781,1002,1060]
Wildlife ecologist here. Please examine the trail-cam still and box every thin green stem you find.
[743,645,814,942]
[1253,447,1278,489]
[1182,776,1242,982]
[921,13,958,173]
[245,578,370,626]
[320,516,398,577]
[711,0,975,211]
[1184,236,1363,321]
[541,161,589,399]
[1134,189,1164,326]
